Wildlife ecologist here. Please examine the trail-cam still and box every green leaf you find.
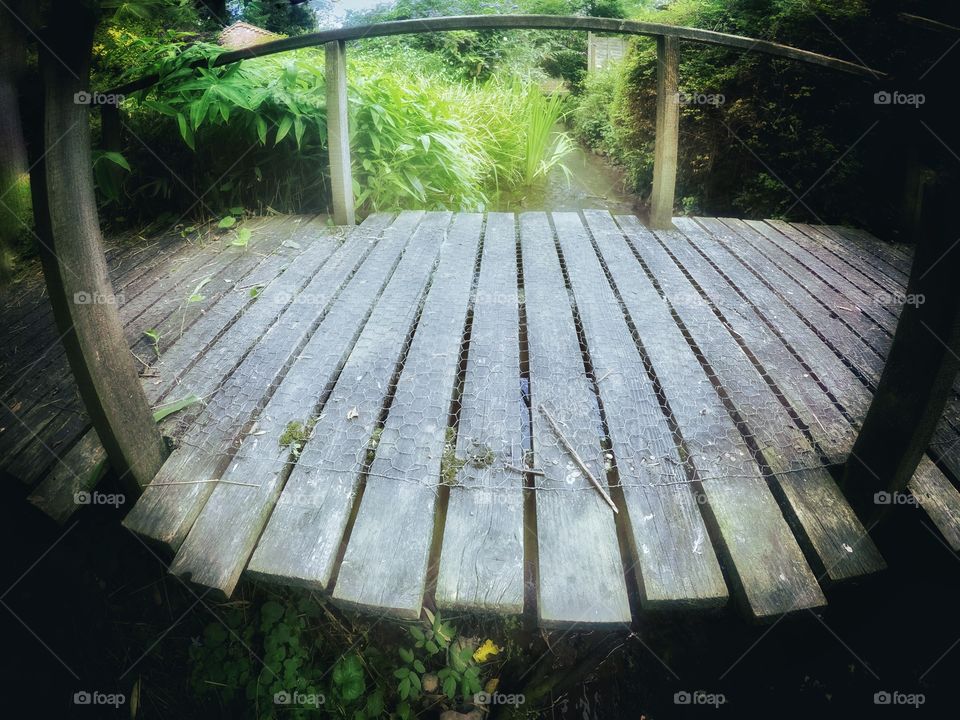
[142,99,177,117]
[261,600,284,628]
[442,675,456,699]
[409,627,425,642]
[275,115,293,145]
[425,640,439,655]
[398,676,410,700]
[152,394,201,422]
[398,647,414,664]
[256,116,268,145]
[413,659,425,674]
[218,215,236,229]
[100,151,131,172]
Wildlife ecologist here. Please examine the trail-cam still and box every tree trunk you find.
[30,0,168,496]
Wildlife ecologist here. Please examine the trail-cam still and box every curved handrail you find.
[106,14,882,95]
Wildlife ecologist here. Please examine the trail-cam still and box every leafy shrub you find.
[106,36,573,219]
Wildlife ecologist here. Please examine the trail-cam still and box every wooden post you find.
[650,35,679,230]
[841,182,960,519]
[325,40,355,226]
[30,1,167,496]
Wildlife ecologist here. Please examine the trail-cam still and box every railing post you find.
[325,40,355,226]
[650,35,679,230]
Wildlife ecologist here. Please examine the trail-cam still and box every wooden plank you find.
[911,456,960,551]
[24,217,363,522]
[649,36,679,230]
[325,40,355,226]
[332,213,482,617]
[804,224,909,287]
[643,221,855,465]
[559,212,727,606]
[592,214,824,618]
[172,213,449,598]
[730,219,896,351]
[0,216,306,483]
[675,217,960,547]
[518,212,631,625]
[27,431,107,524]
[123,213,420,548]
[435,213,527,613]
[718,219,960,474]
[614,215,883,581]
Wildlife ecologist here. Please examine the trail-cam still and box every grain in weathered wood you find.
[518,212,631,625]
[24,216,344,521]
[729,219,895,352]
[142,216,363,440]
[435,213,527,613]
[0,216,305,483]
[794,222,909,288]
[689,218,873,418]
[718,219,960,476]
[595,214,824,618]
[332,213,483,617]
[646,221,855,465]
[828,225,911,268]
[761,220,898,331]
[123,214,419,548]
[616,215,883,580]
[27,430,107,524]
[910,456,960,551]
[560,211,727,606]
[172,213,446,598]
[676,218,960,546]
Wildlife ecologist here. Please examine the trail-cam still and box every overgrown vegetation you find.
[189,589,513,719]
[569,0,958,232]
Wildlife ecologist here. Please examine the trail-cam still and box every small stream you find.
[491,136,645,217]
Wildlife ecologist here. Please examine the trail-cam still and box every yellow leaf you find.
[484,677,499,695]
[473,639,501,663]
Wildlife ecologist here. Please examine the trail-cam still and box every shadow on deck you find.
[3,211,959,625]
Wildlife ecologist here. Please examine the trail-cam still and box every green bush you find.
[106,37,573,219]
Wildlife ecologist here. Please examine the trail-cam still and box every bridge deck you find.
[4,211,960,624]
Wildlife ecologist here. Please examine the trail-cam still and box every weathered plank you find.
[519,212,631,625]
[616,215,883,581]
[19,217,323,519]
[717,219,960,476]
[676,217,960,547]
[802,224,909,288]
[247,213,449,594]
[123,214,419,548]
[332,213,482,617]
[560,212,727,606]
[597,214,825,618]
[1,217,302,483]
[435,213,527,613]
[27,430,107,524]
[647,221,855,466]
[171,213,446,598]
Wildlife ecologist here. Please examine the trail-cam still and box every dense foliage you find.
[570,0,959,232]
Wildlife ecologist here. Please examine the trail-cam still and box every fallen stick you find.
[538,404,618,514]
[504,463,546,477]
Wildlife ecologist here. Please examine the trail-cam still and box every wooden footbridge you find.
[7,14,960,626]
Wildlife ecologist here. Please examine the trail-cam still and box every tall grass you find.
[113,39,573,216]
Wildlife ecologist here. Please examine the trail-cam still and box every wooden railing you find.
[105,15,883,228]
